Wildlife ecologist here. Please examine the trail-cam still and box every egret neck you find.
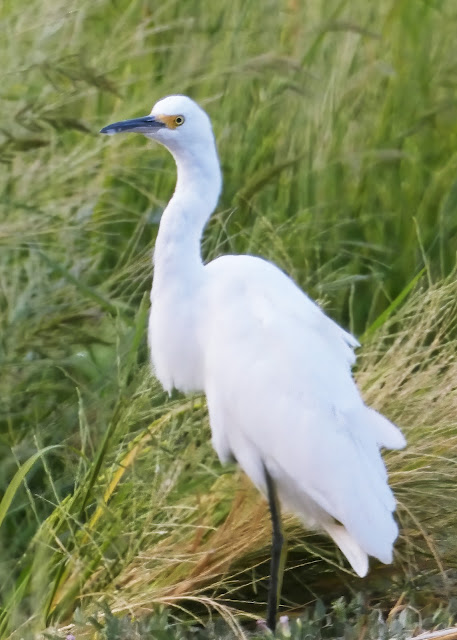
[152,140,222,289]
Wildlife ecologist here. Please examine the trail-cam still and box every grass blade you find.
[360,268,425,341]
[0,446,60,529]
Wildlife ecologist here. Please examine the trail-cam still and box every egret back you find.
[202,254,404,572]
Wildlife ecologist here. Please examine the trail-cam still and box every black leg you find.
[264,463,287,633]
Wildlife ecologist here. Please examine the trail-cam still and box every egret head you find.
[100,95,215,157]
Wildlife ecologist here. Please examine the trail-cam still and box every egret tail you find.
[323,523,369,577]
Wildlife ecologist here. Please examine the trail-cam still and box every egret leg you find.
[264,464,287,633]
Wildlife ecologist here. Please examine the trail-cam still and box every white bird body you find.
[102,95,405,595]
[155,250,403,576]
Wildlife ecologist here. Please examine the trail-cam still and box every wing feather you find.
[203,254,404,567]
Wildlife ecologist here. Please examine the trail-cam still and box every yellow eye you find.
[174,115,185,126]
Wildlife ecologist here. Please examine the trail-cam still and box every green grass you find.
[1,0,457,637]
[41,596,457,640]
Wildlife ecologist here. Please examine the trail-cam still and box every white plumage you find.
[101,94,405,620]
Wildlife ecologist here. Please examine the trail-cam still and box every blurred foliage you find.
[42,596,457,640]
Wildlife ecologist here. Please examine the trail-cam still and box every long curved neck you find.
[153,141,222,289]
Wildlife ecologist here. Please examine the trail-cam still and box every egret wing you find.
[203,255,403,564]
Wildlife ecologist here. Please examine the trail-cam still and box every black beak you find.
[100,115,165,135]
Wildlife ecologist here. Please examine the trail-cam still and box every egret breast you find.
[148,284,204,393]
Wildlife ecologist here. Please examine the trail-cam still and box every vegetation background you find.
[1,0,457,637]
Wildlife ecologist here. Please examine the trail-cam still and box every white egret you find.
[101,95,406,632]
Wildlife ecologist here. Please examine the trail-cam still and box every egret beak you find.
[100,115,166,135]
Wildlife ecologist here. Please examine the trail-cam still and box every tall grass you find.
[1,0,457,636]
